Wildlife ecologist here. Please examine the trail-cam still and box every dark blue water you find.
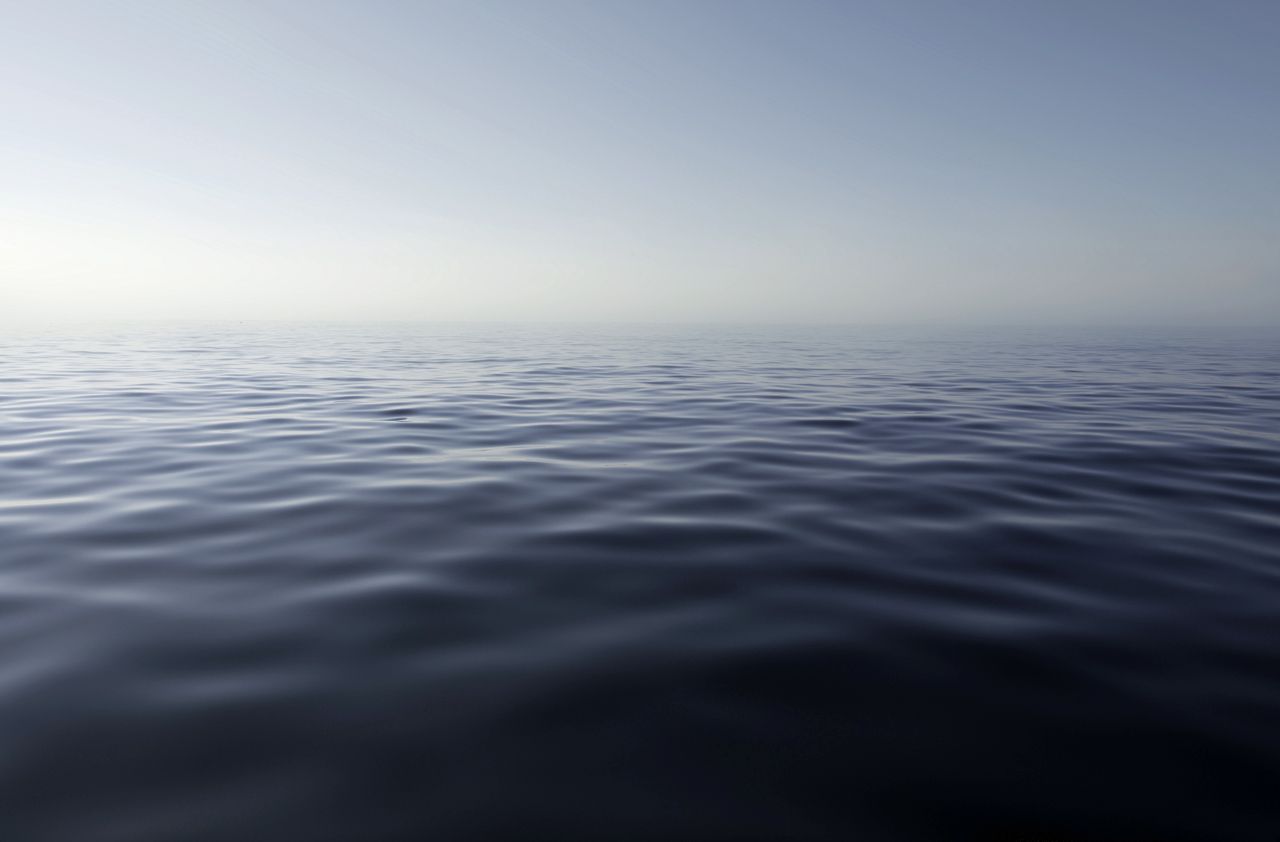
[2,323,1278,841]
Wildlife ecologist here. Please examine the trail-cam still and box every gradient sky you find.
[2,0,1277,322]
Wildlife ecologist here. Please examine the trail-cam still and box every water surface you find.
[2,323,1278,841]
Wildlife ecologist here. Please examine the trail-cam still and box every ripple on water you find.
[0,324,1278,841]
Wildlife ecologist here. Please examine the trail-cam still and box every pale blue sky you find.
[2,0,1277,322]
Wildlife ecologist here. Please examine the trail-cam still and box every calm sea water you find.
[1,323,1278,841]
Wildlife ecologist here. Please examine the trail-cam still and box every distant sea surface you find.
[2,323,1278,841]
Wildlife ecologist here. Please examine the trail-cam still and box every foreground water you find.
[1,323,1278,841]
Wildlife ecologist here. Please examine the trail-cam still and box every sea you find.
[1,322,1278,841]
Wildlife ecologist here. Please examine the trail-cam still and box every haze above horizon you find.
[3,0,1277,324]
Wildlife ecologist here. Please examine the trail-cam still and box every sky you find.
[2,0,1277,323]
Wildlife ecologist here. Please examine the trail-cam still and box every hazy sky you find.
[2,0,1277,323]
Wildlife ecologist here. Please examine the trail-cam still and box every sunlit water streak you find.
[1,323,1278,841]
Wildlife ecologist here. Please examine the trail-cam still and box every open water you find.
[1,323,1278,841]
